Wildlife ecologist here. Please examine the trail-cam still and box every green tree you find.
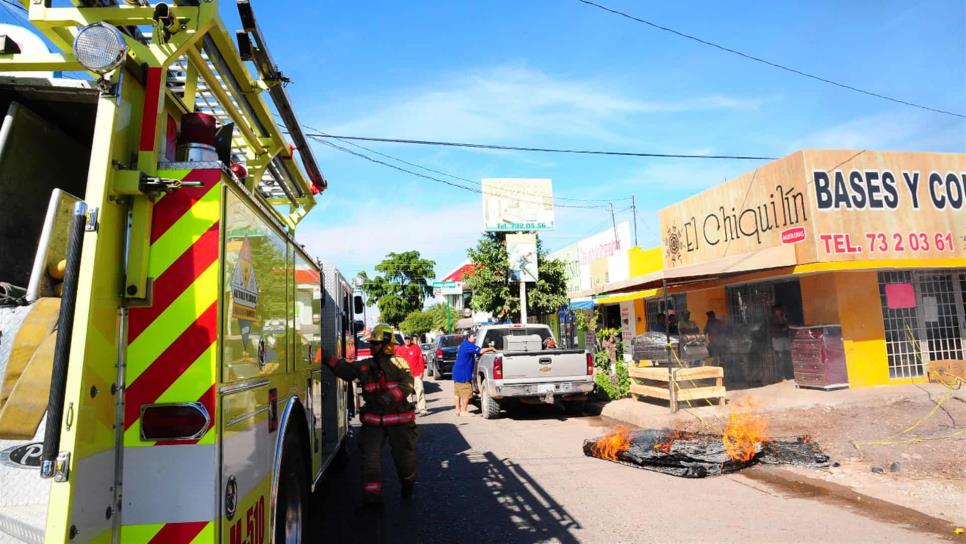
[399,309,434,337]
[400,303,457,336]
[358,251,435,327]
[464,233,568,322]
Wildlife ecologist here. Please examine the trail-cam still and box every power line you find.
[280,116,632,205]
[312,137,611,209]
[0,0,26,12]
[306,128,628,203]
[576,0,965,119]
[305,132,776,160]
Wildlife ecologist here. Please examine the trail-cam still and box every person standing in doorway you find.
[652,313,667,333]
[704,311,727,363]
[398,335,428,415]
[770,304,793,379]
[452,330,495,416]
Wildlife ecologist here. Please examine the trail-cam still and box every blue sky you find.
[7,0,964,281]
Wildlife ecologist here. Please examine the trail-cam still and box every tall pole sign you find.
[507,233,538,325]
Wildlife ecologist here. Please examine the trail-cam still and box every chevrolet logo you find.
[539,367,551,373]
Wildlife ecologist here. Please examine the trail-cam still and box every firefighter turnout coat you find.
[326,353,417,499]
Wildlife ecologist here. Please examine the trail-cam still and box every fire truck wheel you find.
[275,436,310,544]
[479,380,501,419]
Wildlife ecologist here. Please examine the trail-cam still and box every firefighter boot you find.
[359,424,387,508]
[387,423,418,499]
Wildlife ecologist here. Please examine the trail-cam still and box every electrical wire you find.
[0,0,25,13]
[306,132,777,160]
[281,116,633,205]
[304,127,629,203]
[576,0,965,119]
[312,137,611,209]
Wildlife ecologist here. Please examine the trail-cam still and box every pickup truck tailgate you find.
[501,349,586,379]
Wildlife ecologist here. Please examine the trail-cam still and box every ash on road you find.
[313,378,951,543]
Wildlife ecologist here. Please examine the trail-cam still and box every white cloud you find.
[323,64,766,146]
[298,200,484,278]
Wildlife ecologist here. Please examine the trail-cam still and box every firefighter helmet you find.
[368,323,396,345]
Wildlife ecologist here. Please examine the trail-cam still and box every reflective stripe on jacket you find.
[326,353,414,419]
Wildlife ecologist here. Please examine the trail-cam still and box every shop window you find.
[645,295,686,331]
[878,270,966,379]
[918,272,964,361]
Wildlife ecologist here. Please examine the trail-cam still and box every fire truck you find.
[0,1,350,542]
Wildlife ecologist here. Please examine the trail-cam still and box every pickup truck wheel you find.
[479,379,501,419]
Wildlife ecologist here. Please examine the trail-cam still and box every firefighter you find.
[325,323,417,510]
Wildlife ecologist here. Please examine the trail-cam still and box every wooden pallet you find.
[629,366,726,413]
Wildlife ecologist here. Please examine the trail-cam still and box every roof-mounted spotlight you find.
[73,23,126,75]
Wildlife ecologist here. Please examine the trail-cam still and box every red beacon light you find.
[229,162,248,182]
[177,112,217,162]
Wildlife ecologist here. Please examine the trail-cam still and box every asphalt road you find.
[314,377,946,543]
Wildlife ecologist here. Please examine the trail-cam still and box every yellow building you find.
[585,149,966,388]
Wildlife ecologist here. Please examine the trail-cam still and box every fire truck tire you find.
[479,380,501,419]
[275,436,310,544]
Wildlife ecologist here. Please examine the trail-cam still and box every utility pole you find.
[520,280,528,325]
[631,195,639,247]
[446,301,452,333]
[609,202,619,249]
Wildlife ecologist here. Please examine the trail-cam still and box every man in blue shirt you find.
[452,331,495,416]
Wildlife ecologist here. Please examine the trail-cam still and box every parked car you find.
[355,334,371,359]
[420,342,433,363]
[472,323,592,419]
[429,334,465,379]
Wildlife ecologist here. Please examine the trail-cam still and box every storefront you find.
[594,149,965,388]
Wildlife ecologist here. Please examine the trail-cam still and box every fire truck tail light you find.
[586,353,594,376]
[141,403,210,442]
[493,356,503,380]
[73,23,126,74]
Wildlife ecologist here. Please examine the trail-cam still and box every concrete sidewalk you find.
[600,379,966,429]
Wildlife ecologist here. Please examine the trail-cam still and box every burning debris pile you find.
[584,401,830,478]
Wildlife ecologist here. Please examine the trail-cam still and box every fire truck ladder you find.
[10,0,329,230]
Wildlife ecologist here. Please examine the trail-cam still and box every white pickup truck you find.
[472,324,593,418]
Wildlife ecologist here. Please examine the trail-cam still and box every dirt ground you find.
[599,380,966,525]
[767,395,965,480]
[673,386,966,524]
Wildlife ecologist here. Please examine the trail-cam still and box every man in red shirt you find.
[397,335,427,415]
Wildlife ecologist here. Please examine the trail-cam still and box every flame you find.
[722,397,768,462]
[592,426,631,461]
[654,429,686,454]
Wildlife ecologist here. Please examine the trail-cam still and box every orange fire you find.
[722,397,768,462]
[654,429,686,454]
[592,426,631,461]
